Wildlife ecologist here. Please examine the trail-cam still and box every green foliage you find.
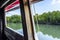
[34,10,60,24]
[6,15,22,23]
[6,10,60,24]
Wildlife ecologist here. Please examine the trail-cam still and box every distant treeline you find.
[34,11,60,25]
[6,11,60,25]
[6,15,22,23]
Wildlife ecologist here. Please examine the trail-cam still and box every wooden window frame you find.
[20,0,35,40]
[1,0,36,40]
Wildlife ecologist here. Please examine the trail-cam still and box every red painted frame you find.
[5,0,20,11]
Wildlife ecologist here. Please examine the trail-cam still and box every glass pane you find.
[5,3,23,35]
[31,0,60,40]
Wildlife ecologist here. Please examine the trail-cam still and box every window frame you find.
[1,0,36,40]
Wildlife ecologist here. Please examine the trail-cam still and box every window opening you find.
[30,0,60,40]
[5,0,23,36]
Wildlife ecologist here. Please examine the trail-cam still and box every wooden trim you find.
[20,0,35,40]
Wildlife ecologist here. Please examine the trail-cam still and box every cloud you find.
[51,0,60,5]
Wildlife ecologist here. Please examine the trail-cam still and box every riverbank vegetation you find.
[6,10,60,25]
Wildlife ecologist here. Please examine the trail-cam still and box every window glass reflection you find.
[31,0,60,40]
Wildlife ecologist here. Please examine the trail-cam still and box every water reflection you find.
[16,29,60,40]
[37,32,60,40]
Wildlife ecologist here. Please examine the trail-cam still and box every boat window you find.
[31,0,60,40]
[4,1,23,35]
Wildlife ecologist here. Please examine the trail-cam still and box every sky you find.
[31,0,60,15]
[6,0,60,16]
